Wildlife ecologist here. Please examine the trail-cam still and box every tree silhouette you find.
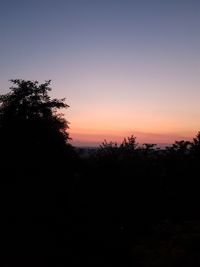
[166,140,191,156]
[120,135,138,152]
[191,131,200,157]
[0,79,71,167]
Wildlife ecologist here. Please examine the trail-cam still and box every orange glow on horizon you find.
[66,98,200,147]
[69,125,195,147]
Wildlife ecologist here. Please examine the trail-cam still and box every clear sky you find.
[0,0,200,146]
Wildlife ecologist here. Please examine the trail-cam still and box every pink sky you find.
[0,0,199,147]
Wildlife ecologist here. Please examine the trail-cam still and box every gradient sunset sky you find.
[0,0,200,146]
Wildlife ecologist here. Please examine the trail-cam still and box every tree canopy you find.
[0,79,71,167]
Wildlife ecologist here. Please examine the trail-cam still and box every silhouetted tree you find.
[0,79,71,168]
[191,131,200,157]
[96,135,138,164]
[0,80,76,265]
[99,140,119,156]
[166,140,191,155]
[120,135,138,152]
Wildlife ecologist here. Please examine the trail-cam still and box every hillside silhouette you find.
[1,80,200,266]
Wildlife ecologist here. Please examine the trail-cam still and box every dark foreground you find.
[1,142,200,267]
[1,79,200,266]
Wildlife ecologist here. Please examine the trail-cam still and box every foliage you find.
[120,135,138,153]
[191,131,200,156]
[166,140,191,154]
[0,79,71,166]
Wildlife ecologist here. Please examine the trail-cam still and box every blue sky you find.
[0,0,200,145]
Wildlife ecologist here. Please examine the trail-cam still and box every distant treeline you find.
[72,132,200,265]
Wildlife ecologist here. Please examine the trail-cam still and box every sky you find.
[0,0,200,146]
